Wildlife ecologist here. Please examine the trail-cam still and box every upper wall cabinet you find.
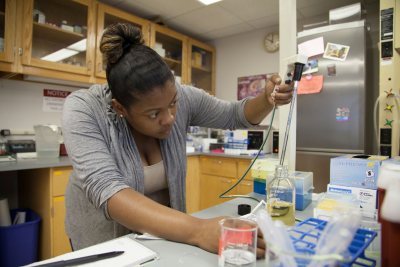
[188,38,215,95]
[149,23,188,84]
[95,3,150,79]
[0,0,16,64]
[21,0,96,82]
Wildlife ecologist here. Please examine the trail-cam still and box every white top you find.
[144,160,170,206]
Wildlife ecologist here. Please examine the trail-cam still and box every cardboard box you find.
[250,158,279,179]
[327,184,378,219]
[330,155,388,189]
[192,52,202,67]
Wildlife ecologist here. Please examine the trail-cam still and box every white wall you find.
[0,79,81,132]
[212,26,279,101]
[211,26,280,129]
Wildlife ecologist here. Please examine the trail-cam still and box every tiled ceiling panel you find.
[247,14,279,29]
[218,0,278,21]
[205,22,254,40]
[98,0,377,41]
[165,5,242,34]
[116,0,203,20]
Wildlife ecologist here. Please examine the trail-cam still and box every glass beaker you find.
[266,165,296,226]
[218,217,257,267]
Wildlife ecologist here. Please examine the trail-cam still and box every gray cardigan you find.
[62,82,253,249]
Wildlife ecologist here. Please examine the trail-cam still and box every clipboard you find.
[27,234,158,266]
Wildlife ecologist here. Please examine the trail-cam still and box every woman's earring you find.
[120,114,124,118]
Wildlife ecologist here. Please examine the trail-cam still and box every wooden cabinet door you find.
[149,23,188,84]
[52,167,72,197]
[21,0,96,78]
[200,174,234,210]
[234,179,253,195]
[186,156,200,213]
[200,156,237,178]
[52,196,72,256]
[95,3,150,79]
[0,0,16,65]
[187,38,215,95]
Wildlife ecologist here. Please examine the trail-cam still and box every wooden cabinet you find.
[94,3,150,79]
[0,0,17,72]
[186,156,200,213]
[149,23,188,84]
[0,1,216,89]
[199,156,253,210]
[188,38,215,95]
[19,0,97,83]
[19,166,73,260]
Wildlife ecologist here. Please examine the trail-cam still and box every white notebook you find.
[27,234,158,266]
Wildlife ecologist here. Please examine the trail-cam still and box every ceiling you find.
[98,0,376,41]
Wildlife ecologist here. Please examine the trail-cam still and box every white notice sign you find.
[42,89,71,112]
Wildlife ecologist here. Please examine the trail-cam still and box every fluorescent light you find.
[67,39,87,52]
[41,48,79,62]
[24,75,92,88]
[197,0,222,5]
[40,39,87,62]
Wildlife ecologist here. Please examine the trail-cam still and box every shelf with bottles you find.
[33,22,85,44]
[150,23,187,82]
[191,48,212,71]
[188,39,215,95]
[31,0,90,63]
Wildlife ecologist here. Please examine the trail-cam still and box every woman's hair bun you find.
[100,23,144,65]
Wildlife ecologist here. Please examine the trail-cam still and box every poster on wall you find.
[237,74,274,100]
[42,89,71,112]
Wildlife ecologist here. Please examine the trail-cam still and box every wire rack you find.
[284,217,378,267]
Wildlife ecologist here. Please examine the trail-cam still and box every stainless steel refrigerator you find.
[296,20,374,192]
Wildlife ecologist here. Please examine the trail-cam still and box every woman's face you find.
[124,80,178,139]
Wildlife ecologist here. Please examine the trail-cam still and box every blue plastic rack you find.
[286,217,377,267]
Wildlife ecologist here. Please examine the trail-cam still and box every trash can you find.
[0,208,41,267]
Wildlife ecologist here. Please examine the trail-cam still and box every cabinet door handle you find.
[221,178,232,184]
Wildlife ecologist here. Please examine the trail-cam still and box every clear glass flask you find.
[266,165,296,226]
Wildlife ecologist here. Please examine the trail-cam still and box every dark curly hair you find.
[100,23,174,108]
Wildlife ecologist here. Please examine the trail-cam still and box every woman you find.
[62,23,293,256]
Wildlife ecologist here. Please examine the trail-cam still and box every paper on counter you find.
[27,234,158,267]
[132,232,163,240]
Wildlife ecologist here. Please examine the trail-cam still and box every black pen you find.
[32,251,124,267]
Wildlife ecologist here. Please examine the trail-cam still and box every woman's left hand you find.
[265,74,294,106]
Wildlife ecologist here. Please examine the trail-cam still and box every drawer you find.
[237,160,253,181]
[52,167,72,197]
[200,157,237,178]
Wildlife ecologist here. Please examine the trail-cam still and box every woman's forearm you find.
[107,188,202,246]
[244,94,274,125]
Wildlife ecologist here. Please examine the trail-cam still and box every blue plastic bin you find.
[0,208,41,267]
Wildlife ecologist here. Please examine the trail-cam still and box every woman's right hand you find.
[191,216,225,254]
[192,217,266,258]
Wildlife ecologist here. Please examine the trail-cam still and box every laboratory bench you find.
[0,153,274,260]
[30,194,317,267]
[0,156,72,172]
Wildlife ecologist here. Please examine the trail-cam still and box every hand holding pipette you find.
[266,74,294,106]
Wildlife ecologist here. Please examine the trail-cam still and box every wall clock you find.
[264,32,279,53]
